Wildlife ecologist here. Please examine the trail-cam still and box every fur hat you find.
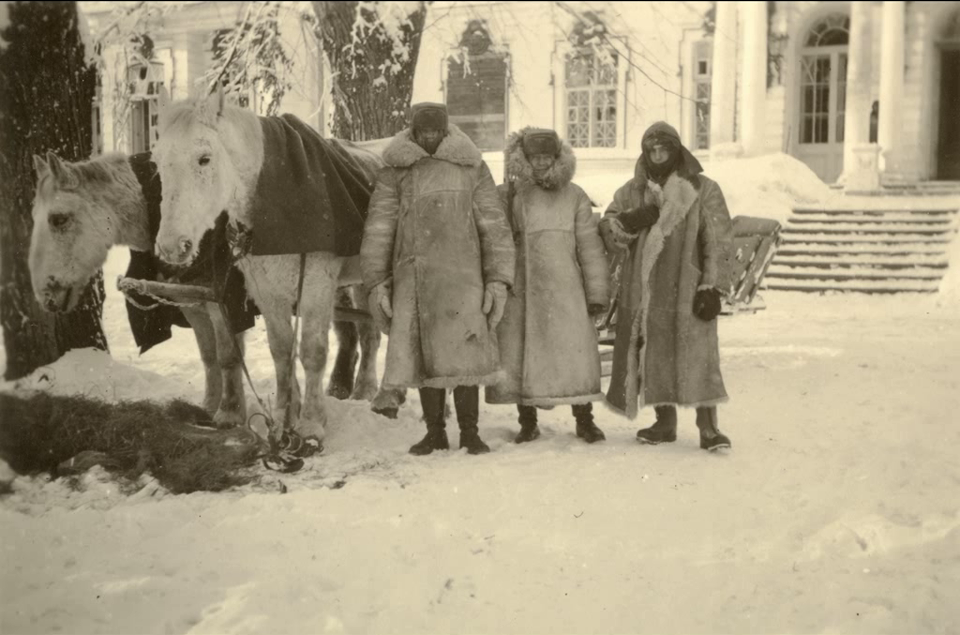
[411,102,448,131]
[521,128,561,157]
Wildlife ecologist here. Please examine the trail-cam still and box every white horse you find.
[29,151,248,427]
[152,89,387,445]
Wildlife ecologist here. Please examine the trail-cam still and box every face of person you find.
[415,127,444,155]
[528,153,556,176]
[648,142,673,165]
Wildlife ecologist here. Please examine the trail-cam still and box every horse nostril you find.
[178,238,193,256]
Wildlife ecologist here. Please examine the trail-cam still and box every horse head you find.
[153,85,263,266]
[29,153,118,313]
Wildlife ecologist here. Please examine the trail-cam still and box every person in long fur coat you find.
[361,103,516,456]
[599,122,735,451]
[486,128,610,444]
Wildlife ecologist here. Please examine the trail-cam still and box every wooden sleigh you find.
[596,215,783,378]
[117,255,375,324]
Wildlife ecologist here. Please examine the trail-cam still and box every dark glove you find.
[588,303,608,318]
[618,204,660,233]
[693,287,722,322]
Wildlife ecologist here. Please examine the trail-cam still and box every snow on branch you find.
[203,1,300,115]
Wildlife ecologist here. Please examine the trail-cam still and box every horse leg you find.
[258,296,300,432]
[180,306,221,416]
[206,302,247,429]
[296,253,342,443]
[328,288,358,400]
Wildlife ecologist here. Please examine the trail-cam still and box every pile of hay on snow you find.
[0,392,265,493]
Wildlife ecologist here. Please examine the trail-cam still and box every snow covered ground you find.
[2,154,960,633]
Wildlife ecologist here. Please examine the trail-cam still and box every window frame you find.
[552,39,628,152]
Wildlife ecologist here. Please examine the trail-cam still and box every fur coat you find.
[485,129,609,406]
[601,157,734,419]
[360,125,515,390]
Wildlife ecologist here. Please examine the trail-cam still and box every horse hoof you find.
[350,385,379,402]
[326,383,353,400]
[213,409,245,429]
[294,419,326,445]
[372,406,398,420]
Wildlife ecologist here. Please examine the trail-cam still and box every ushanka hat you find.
[521,128,561,157]
[411,102,449,131]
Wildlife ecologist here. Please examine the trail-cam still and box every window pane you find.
[596,55,617,85]
[566,55,591,88]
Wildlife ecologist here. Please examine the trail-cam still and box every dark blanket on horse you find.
[250,114,380,257]
[125,153,257,355]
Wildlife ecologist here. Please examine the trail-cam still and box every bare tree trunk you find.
[312,1,428,141]
[0,1,107,381]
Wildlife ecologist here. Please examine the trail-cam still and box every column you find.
[740,1,767,156]
[709,2,739,160]
[877,0,905,175]
[841,1,879,190]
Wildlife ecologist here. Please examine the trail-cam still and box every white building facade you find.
[80,1,326,157]
[413,1,960,186]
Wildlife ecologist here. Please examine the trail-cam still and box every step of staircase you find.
[774,254,949,268]
[776,244,948,256]
[766,265,943,280]
[792,207,957,216]
[764,278,941,293]
[788,213,956,225]
[781,234,953,244]
[764,206,959,293]
[782,223,954,235]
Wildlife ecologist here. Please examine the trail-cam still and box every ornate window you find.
[127,61,165,154]
[565,49,618,148]
[692,40,712,151]
[804,14,850,47]
[446,21,508,152]
[799,14,849,145]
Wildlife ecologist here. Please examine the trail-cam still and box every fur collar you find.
[620,170,700,419]
[382,124,482,168]
[504,127,576,189]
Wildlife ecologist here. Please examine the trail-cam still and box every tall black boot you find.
[574,403,605,443]
[636,405,678,445]
[410,387,449,455]
[454,386,489,455]
[515,404,540,443]
[696,406,731,452]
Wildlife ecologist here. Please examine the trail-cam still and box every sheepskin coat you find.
[360,125,515,390]
[485,131,609,406]
[601,157,734,419]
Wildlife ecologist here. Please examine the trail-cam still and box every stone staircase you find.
[763,206,960,293]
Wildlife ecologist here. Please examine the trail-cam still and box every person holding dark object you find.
[361,102,516,456]
[598,121,734,452]
[486,128,610,444]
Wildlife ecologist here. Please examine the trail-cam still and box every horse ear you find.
[33,154,50,178]
[198,82,225,125]
[46,152,79,191]
[213,82,226,118]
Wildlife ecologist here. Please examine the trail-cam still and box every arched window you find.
[804,14,850,47]
[799,14,849,145]
[795,12,849,183]
[446,21,508,152]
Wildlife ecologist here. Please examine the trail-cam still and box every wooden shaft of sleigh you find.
[116,278,373,324]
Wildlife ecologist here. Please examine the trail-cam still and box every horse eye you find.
[49,213,71,230]
[198,155,211,166]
